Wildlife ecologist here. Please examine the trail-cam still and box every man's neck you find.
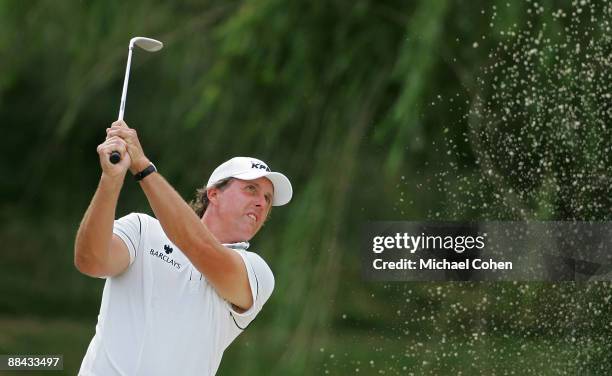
[201,211,243,244]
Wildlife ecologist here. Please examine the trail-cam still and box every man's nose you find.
[254,194,266,207]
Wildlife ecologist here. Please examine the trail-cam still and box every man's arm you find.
[139,170,253,310]
[74,131,131,278]
[107,122,253,310]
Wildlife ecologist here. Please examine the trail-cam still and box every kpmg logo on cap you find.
[251,162,271,172]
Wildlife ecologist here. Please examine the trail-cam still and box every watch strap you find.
[134,163,157,181]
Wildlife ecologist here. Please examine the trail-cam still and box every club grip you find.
[110,151,121,164]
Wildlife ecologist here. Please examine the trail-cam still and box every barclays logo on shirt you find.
[150,247,181,270]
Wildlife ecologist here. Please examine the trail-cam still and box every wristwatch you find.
[134,163,157,181]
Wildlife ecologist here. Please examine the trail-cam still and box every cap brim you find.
[232,171,293,206]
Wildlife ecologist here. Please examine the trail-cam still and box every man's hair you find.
[189,178,233,218]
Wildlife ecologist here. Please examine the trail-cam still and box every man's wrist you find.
[134,163,157,182]
[130,157,151,175]
[100,173,125,191]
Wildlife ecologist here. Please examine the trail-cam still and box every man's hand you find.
[97,132,131,178]
[106,120,151,174]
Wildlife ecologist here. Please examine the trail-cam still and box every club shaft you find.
[118,46,134,121]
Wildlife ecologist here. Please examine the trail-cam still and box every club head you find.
[129,37,163,52]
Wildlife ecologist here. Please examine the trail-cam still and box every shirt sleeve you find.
[112,212,143,266]
[228,250,275,329]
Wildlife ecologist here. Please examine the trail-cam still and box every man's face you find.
[210,177,274,241]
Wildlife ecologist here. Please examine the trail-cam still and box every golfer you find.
[74,120,292,375]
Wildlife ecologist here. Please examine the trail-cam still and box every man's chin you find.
[245,226,262,241]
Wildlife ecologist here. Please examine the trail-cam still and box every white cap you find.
[206,157,293,206]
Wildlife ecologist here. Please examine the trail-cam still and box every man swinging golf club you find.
[75,119,292,375]
[75,36,291,375]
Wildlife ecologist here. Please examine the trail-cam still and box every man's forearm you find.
[74,175,123,274]
[137,170,221,265]
[135,164,253,309]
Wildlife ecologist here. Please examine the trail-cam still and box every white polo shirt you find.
[79,213,275,376]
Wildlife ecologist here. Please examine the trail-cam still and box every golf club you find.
[110,36,163,164]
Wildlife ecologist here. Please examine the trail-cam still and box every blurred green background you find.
[1,0,610,375]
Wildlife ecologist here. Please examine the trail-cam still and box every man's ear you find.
[207,188,219,205]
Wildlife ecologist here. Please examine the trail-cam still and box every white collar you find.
[223,242,250,250]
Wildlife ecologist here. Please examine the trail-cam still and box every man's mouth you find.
[247,213,258,223]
